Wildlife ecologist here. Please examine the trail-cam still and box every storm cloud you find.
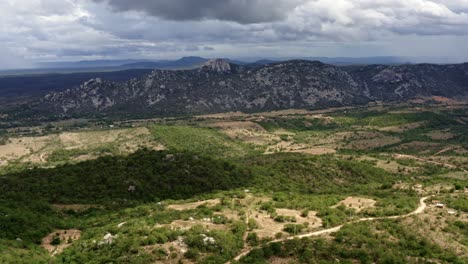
[91,0,303,24]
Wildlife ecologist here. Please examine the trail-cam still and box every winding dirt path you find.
[393,154,467,173]
[228,197,429,263]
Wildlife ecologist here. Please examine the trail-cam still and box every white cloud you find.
[0,0,468,68]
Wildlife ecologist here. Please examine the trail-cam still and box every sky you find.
[2,0,468,69]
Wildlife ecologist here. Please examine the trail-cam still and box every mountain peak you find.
[202,59,232,72]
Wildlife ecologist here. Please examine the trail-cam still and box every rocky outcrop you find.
[202,59,232,73]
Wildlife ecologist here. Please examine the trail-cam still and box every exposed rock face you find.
[202,59,232,73]
[13,60,468,118]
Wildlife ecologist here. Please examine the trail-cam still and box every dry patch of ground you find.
[166,199,220,211]
[378,122,424,133]
[424,183,456,194]
[263,134,337,155]
[41,229,81,256]
[165,219,227,232]
[218,209,243,222]
[393,141,443,154]
[268,257,297,264]
[264,141,309,154]
[272,129,296,136]
[0,127,164,167]
[345,132,401,150]
[0,136,50,162]
[393,182,412,191]
[252,209,322,239]
[332,197,377,212]
[60,127,152,150]
[425,130,456,140]
[209,121,278,145]
[291,147,336,155]
[209,121,266,131]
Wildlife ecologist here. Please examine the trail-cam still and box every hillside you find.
[5,60,468,120]
[0,104,466,263]
[0,70,153,99]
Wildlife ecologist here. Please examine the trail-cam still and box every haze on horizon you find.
[2,0,468,69]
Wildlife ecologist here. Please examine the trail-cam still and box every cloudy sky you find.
[2,0,468,68]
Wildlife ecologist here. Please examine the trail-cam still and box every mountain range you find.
[3,56,457,77]
[6,59,467,120]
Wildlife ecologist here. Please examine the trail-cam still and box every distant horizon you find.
[1,55,467,72]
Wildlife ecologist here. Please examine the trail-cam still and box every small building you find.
[436,203,445,208]
[431,200,441,205]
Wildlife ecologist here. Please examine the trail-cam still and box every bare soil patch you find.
[332,197,376,212]
[0,136,49,161]
[167,199,220,211]
[393,141,442,154]
[272,129,296,136]
[264,141,306,154]
[41,229,81,256]
[167,220,227,231]
[60,127,150,149]
[425,131,455,140]
[346,132,401,150]
[210,121,278,145]
[252,209,321,239]
[0,127,161,167]
[292,147,336,155]
[378,122,424,133]
[268,257,297,264]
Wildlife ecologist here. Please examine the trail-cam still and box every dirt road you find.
[229,196,429,263]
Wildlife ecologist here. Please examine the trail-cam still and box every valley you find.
[0,102,466,263]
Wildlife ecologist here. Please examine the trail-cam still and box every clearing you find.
[332,197,377,212]
[166,199,221,211]
[252,208,322,239]
[41,229,81,256]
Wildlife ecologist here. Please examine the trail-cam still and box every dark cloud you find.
[91,0,302,24]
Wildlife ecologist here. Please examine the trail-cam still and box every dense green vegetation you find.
[1,149,251,204]
[151,125,261,157]
[0,149,250,254]
[249,153,395,193]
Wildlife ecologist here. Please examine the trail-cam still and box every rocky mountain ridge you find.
[11,60,468,118]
